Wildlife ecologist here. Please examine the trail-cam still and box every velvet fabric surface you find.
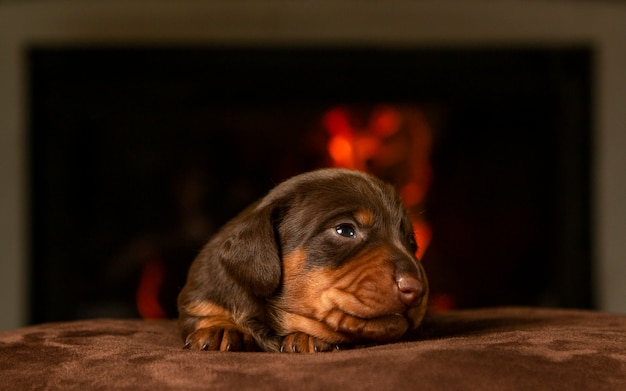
[1,307,625,390]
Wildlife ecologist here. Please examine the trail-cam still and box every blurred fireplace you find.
[28,47,592,323]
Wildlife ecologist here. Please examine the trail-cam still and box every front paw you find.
[280,332,342,353]
[184,327,258,352]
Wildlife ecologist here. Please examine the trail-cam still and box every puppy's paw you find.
[280,332,342,353]
[183,327,258,352]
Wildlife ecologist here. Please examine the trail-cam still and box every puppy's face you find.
[270,170,428,344]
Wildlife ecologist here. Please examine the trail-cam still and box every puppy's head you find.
[265,168,429,344]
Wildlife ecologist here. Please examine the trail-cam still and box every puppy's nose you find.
[396,275,424,306]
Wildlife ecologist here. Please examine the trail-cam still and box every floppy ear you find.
[215,202,283,297]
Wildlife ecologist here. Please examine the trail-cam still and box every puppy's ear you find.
[216,202,283,297]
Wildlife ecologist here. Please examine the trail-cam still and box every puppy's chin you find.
[320,287,429,343]
[276,308,413,344]
[343,313,410,342]
[329,305,430,343]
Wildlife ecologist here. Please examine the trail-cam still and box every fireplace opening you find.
[28,47,592,323]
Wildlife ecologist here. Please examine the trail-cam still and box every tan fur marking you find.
[282,248,308,286]
[354,209,374,226]
[184,300,232,319]
[280,312,350,344]
[195,316,240,332]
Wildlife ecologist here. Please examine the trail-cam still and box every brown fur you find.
[177,168,428,353]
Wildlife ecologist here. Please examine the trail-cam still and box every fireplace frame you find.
[1,1,625,329]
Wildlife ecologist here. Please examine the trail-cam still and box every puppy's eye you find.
[335,224,357,239]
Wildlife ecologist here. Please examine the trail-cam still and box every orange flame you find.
[412,220,432,261]
[136,258,167,319]
[328,135,355,169]
[323,105,434,259]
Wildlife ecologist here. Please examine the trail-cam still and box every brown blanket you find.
[1,307,625,390]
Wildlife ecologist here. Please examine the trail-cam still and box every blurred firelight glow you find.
[323,105,434,261]
[136,255,167,320]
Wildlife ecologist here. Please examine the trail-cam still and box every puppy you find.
[177,168,428,353]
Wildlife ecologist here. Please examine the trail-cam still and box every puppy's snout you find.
[396,275,424,307]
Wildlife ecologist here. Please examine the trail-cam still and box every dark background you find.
[29,47,592,323]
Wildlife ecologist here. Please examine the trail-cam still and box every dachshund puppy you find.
[177,168,428,353]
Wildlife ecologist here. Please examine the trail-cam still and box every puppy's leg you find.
[179,301,258,352]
